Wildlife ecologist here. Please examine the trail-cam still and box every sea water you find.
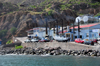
[0,55,100,66]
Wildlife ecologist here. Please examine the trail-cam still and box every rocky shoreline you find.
[0,47,100,57]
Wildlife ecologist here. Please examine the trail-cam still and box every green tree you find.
[10,27,17,35]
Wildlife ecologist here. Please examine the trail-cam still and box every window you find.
[75,36,77,38]
[66,33,70,38]
[92,34,94,37]
[66,34,70,37]
[80,35,82,38]
[86,33,89,37]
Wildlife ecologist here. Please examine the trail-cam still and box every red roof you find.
[26,28,39,32]
[59,30,67,33]
[70,23,98,29]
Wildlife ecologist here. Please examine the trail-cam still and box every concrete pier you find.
[22,41,94,50]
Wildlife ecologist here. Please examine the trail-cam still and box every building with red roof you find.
[69,23,100,40]
[70,23,98,29]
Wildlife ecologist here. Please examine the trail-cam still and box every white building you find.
[26,27,54,39]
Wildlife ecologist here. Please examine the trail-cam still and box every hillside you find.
[0,0,100,43]
[0,0,100,16]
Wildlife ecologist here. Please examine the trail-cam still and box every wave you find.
[40,54,51,56]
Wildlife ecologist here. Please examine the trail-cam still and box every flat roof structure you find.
[70,23,99,29]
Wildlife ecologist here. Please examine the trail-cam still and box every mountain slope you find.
[0,0,100,16]
[0,0,100,43]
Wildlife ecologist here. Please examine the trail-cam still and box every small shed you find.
[65,32,74,41]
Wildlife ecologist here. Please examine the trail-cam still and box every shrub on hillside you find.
[15,45,23,49]
[0,30,7,38]
[10,27,17,35]
[6,40,13,44]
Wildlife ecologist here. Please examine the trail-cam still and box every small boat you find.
[31,38,39,42]
[53,36,68,42]
[39,37,50,42]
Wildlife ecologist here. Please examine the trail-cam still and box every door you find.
[72,34,73,40]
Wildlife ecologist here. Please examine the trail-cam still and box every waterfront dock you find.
[22,41,95,50]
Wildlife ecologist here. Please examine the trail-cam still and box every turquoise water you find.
[0,55,100,66]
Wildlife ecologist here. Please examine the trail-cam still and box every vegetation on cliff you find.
[10,27,17,35]
[0,0,100,43]
[6,40,13,44]
[0,0,100,16]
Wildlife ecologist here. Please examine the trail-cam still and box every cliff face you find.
[0,0,100,43]
[0,10,77,41]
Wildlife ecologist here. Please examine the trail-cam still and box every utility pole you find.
[49,22,51,39]
[54,21,56,36]
[45,18,48,37]
[56,20,59,36]
[73,20,75,40]
[78,19,80,38]
[73,21,75,34]
[62,19,63,36]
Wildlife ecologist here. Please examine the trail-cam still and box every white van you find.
[97,38,100,44]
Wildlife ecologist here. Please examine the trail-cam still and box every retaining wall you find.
[21,41,94,50]
[2,42,21,48]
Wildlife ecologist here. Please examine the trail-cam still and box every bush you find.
[6,40,13,44]
[60,5,67,10]
[48,10,53,15]
[47,4,52,8]
[30,5,36,8]
[95,12,100,16]
[10,27,17,35]
[15,45,23,49]
[0,29,7,38]
[89,2,100,8]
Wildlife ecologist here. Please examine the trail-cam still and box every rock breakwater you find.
[0,47,100,57]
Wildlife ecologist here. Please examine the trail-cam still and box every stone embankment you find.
[0,47,100,57]
[0,41,99,57]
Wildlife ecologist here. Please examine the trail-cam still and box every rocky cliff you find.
[0,10,77,43]
[0,0,100,43]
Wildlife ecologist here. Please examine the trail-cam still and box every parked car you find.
[83,38,94,45]
[75,38,84,43]
[90,38,98,43]
[24,39,31,43]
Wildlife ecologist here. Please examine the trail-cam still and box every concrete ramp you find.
[15,37,27,43]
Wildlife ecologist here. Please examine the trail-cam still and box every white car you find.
[24,39,31,43]
[83,38,94,45]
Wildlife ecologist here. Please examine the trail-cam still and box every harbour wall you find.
[21,41,94,50]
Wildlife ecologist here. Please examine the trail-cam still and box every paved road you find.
[14,37,100,50]
[22,41,96,50]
